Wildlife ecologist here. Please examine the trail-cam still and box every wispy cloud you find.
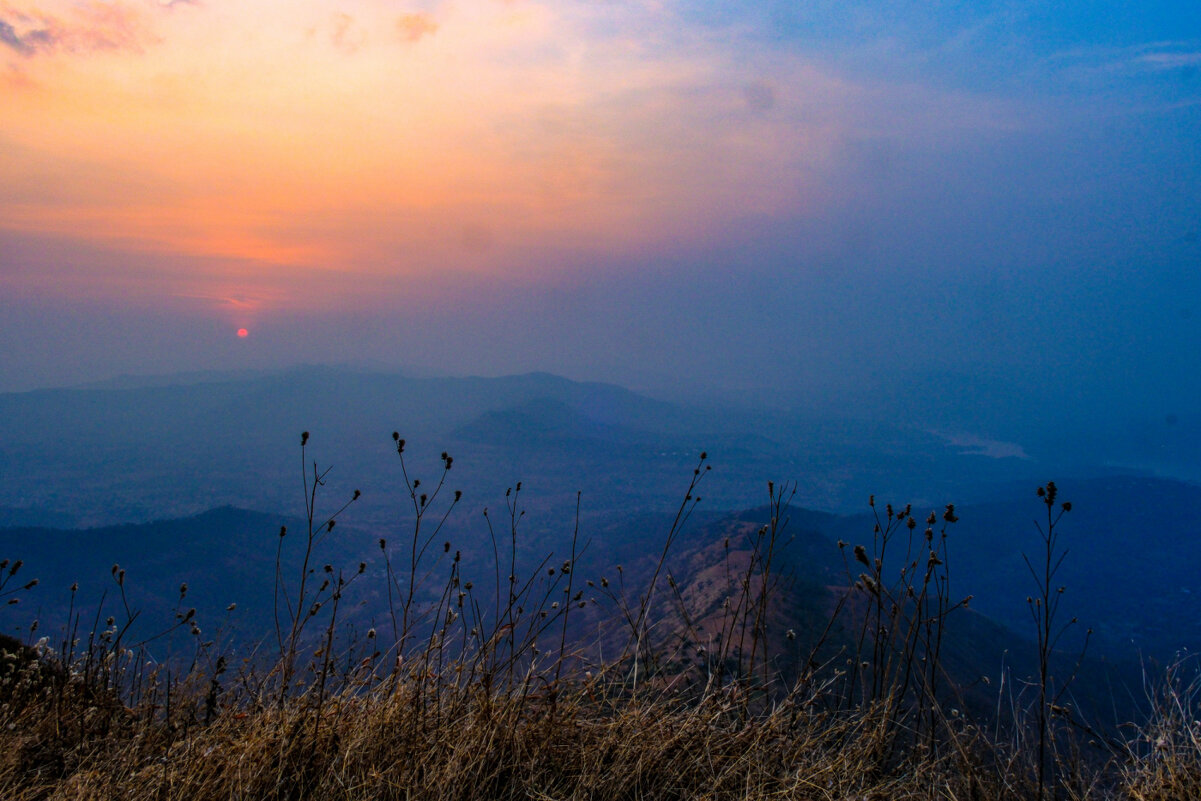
[0,17,56,56]
[397,12,437,44]
[0,2,153,59]
[1137,49,1201,70]
[330,12,365,53]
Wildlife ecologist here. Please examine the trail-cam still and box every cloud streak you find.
[0,2,154,60]
[0,17,54,56]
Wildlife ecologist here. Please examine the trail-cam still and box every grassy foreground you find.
[0,440,1198,800]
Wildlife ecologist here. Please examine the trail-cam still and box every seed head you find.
[301,431,309,446]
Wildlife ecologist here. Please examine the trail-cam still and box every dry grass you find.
[0,440,1197,800]
[0,660,1009,801]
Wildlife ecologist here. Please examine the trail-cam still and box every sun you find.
[236,328,249,338]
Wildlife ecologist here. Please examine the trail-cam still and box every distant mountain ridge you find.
[0,365,1103,529]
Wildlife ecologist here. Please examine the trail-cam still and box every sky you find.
[1,1,1199,443]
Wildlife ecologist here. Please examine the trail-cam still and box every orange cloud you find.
[330,12,366,54]
[396,12,437,43]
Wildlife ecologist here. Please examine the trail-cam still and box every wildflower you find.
[943,504,958,523]
[853,544,869,566]
[301,431,309,446]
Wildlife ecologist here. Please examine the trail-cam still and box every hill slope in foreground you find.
[1,489,1198,799]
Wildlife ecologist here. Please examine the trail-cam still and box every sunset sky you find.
[1,1,1199,431]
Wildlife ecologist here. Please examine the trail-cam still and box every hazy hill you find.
[0,366,1078,530]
